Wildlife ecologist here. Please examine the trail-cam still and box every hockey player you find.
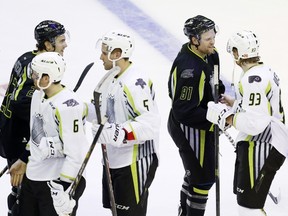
[167,15,225,216]
[206,30,286,216]
[90,29,160,216]
[18,52,88,216]
[0,20,68,215]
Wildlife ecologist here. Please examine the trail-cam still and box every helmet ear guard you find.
[31,52,66,90]
[227,30,260,60]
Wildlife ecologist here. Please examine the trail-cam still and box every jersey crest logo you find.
[63,99,79,107]
[135,78,146,89]
[181,69,194,78]
[273,72,280,86]
[248,75,261,83]
[14,60,22,76]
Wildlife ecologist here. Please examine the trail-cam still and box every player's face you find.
[53,34,68,56]
[100,44,119,71]
[198,29,216,55]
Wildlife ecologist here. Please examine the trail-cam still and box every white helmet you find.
[31,52,66,89]
[101,29,135,60]
[226,30,260,60]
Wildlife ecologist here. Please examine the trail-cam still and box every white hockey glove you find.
[47,180,75,215]
[92,122,126,147]
[38,136,64,160]
[206,101,233,131]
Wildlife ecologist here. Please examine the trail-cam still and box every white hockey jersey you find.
[26,87,89,182]
[232,64,288,156]
[89,63,161,168]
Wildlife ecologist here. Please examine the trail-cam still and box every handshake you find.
[206,101,234,131]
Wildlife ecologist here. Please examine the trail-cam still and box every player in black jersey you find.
[0,19,68,216]
[167,15,225,216]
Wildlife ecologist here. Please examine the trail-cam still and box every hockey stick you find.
[93,92,117,216]
[221,130,280,205]
[72,62,94,92]
[68,67,119,215]
[0,165,8,178]
[213,65,221,216]
[68,115,107,198]
[93,68,119,216]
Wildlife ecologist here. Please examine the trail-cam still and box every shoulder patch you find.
[248,75,261,83]
[14,60,22,76]
[135,78,146,89]
[273,72,280,86]
[63,99,79,107]
[181,69,194,78]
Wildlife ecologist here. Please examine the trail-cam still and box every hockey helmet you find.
[31,52,66,89]
[34,20,66,45]
[226,30,260,60]
[183,15,217,39]
[101,29,135,60]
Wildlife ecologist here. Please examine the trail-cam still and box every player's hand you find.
[206,101,233,130]
[92,122,126,147]
[47,180,75,215]
[9,159,26,187]
[39,136,64,160]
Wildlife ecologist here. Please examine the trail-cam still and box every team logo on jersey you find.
[14,60,22,76]
[181,69,194,78]
[63,99,79,107]
[273,72,280,86]
[248,75,261,83]
[135,78,146,89]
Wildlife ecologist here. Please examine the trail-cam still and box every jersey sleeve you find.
[122,78,160,144]
[55,99,88,183]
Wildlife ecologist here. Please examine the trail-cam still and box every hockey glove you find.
[92,122,126,147]
[206,101,233,131]
[47,180,75,215]
[39,136,64,160]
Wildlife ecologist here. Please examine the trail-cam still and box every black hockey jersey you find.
[0,51,37,160]
[168,43,225,130]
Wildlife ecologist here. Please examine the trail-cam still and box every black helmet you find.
[34,20,66,45]
[183,15,216,39]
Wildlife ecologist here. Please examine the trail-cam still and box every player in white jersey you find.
[89,29,160,216]
[206,30,286,216]
[18,52,88,216]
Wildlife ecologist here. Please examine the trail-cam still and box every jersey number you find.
[143,99,149,111]
[180,86,192,100]
[73,120,79,132]
[249,93,261,106]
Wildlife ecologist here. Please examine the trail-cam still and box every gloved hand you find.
[92,122,126,147]
[39,136,64,160]
[206,101,233,130]
[47,180,75,215]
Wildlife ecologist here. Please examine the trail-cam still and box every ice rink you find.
[1,0,288,215]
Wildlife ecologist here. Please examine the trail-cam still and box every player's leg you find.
[234,141,285,213]
[178,130,215,216]
[102,153,158,216]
